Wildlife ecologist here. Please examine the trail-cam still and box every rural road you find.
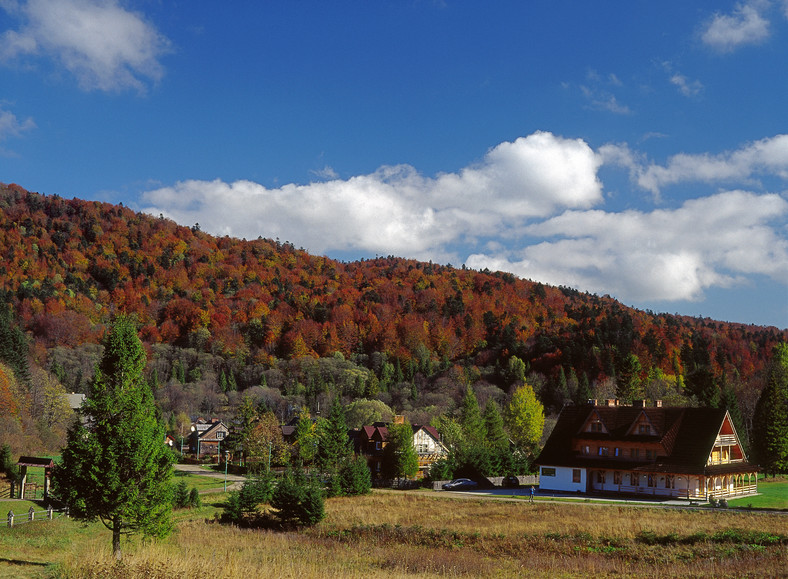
[174,463,246,492]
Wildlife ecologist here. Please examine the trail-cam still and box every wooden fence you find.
[6,506,68,527]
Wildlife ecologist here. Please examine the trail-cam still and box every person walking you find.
[529,485,535,503]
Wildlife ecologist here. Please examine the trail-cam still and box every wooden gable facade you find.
[536,401,758,500]
[189,418,229,460]
[349,417,448,479]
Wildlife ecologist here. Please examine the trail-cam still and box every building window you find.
[647,474,656,487]
[375,442,382,450]
[596,471,605,484]
[590,422,603,432]
[629,473,638,486]
[645,450,656,461]
[542,467,556,477]
[613,471,622,485]
[216,431,225,440]
[665,475,675,489]
[631,448,641,460]
[638,424,650,435]
[598,446,609,457]
[572,469,581,483]
[614,447,621,457]
[582,445,591,455]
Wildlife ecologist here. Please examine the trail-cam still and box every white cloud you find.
[0,106,35,141]
[142,132,603,259]
[670,73,703,97]
[142,134,788,306]
[701,1,770,53]
[636,134,788,195]
[466,191,788,302]
[0,0,169,92]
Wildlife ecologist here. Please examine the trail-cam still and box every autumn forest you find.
[0,182,785,457]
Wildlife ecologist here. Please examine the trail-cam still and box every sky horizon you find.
[1,1,787,329]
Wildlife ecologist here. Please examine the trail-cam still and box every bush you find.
[188,486,201,509]
[339,455,372,496]
[222,473,275,524]
[270,470,325,527]
[427,458,453,482]
[172,480,189,508]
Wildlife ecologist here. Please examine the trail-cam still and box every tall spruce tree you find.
[53,318,174,560]
[752,344,788,476]
[317,397,352,471]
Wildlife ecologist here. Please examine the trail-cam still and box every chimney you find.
[605,399,617,407]
[633,400,646,408]
[393,415,405,425]
[587,398,598,406]
[654,400,663,408]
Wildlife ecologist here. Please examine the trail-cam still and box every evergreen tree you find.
[382,420,419,480]
[616,353,643,403]
[270,469,325,527]
[752,344,788,476]
[53,317,174,561]
[459,385,485,446]
[0,305,30,385]
[317,397,351,472]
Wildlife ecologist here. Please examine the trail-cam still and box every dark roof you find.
[18,456,55,468]
[537,404,756,475]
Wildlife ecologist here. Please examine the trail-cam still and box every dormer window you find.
[638,424,650,435]
[590,422,603,432]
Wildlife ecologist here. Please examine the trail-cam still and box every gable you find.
[579,409,609,434]
[707,411,746,464]
[625,411,657,437]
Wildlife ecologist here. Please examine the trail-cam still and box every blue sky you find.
[1,1,787,329]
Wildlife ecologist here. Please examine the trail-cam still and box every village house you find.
[350,415,448,478]
[536,400,758,500]
[188,418,229,461]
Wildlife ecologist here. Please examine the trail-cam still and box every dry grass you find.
[40,491,788,578]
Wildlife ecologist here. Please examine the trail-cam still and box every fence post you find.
[7,511,13,528]
[28,506,35,521]
[47,506,54,520]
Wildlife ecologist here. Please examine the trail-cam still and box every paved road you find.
[174,463,246,492]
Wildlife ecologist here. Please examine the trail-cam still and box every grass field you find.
[1,485,786,578]
[727,475,788,510]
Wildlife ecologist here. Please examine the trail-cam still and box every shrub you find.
[271,470,325,527]
[172,480,189,509]
[427,458,453,482]
[339,455,372,496]
[222,472,275,524]
[188,487,201,509]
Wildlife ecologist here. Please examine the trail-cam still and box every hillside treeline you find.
[0,183,785,455]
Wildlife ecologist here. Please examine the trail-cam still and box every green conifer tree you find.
[53,317,174,561]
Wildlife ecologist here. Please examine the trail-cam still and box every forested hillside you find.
[0,183,785,455]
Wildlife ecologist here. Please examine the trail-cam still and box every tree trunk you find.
[113,519,122,561]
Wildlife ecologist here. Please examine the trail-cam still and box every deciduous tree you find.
[504,382,545,454]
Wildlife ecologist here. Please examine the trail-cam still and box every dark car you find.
[502,475,520,488]
[442,478,479,491]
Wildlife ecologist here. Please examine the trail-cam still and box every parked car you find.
[442,478,479,491]
[502,475,520,488]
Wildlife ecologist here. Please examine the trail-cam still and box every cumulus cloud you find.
[0,0,169,92]
[701,1,770,52]
[142,133,788,306]
[635,134,788,195]
[142,132,603,258]
[466,191,788,302]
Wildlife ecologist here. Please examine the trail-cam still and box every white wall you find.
[539,465,585,492]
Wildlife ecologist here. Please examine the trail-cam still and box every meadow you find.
[1,485,786,578]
